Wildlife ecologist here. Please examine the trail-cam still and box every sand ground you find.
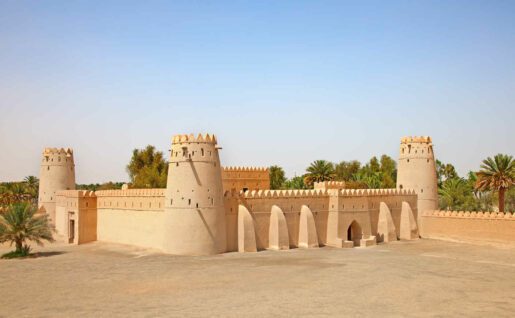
[1,239,514,318]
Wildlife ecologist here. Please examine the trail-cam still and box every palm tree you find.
[304,160,335,187]
[23,176,39,198]
[439,178,471,210]
[475,154,515,212]
[0,202,54,257]
[9,183,27,201]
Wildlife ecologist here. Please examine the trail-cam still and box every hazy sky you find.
[1,1,514,184]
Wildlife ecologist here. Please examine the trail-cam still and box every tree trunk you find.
[499,188,505,213]
[15,239,23,253]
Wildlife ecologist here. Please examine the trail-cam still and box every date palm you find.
[23,176,39,197]
[304,160,335,187]
[475,154,515,212]
[0,202,54,257]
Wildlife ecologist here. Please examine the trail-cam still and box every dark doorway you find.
[68,219,75,244]
[346,221,362,247]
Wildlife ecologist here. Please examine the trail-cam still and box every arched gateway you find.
[346,221,362,247]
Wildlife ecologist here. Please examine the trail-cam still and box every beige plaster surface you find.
[1,239,514,317]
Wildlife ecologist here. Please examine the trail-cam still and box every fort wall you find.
[421,210,515,246]
[95,189,165,250]
[239,189,330,250]
[234,188,418,251]
[222,166,269,192]
[55,190,96,244]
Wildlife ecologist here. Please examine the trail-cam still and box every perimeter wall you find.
[421,210,515,246]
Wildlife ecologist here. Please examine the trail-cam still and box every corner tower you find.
[396,136,438,230]
[38,148,76,225]
[163,133,227,255]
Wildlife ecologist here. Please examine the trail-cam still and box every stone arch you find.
[346,220,362,247]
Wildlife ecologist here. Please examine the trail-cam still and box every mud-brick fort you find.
[37,135,515,255]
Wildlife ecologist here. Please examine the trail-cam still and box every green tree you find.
[23,176,39,198]
[304,160,335,187]
[475,154,515,212]
[438,178,477,210]
[282,175,308,189]
[354,172,382,189]
[379,155,397,188]
[334,160,361,181]
[269,166,286,190]
[126,145,168,188]
[436,160,458,187]
[0,202,54,258]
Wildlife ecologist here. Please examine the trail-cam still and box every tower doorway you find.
[68,212,75,244]
[346,221,362,247]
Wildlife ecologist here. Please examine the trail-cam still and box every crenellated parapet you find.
[338,188,416,197]
[95,189,165,212]
[425,210,515,220]
[172,133,217,144]
[243,189,329,199]
[43,147,74,155]
[400,136,432,144]
[95,189,165,197]
[56,190,96,198]
[223,166,268,172]
[314,181,346,190]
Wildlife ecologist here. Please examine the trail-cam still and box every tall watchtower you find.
[396,136,438,232]
[163,134,227,255]
[38,148,76,225]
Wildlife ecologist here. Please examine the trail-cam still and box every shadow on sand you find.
[31,251,67,258]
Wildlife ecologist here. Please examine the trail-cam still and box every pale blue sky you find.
[0,1,514,183]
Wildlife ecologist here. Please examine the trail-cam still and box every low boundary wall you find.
[421,210,515,246]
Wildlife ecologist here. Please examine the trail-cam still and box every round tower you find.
[396,136,438,232]
[162,133,227,255]
[38,148,76,225]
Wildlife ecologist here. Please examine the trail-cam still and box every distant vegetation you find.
[270,153,515,212]
[0,151,512,214]
[76,182,125,191]
[271,155,397,191]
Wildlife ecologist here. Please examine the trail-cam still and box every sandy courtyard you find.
[1,239,514,317]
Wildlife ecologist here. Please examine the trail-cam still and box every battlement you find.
[240,188,416,200]
[43,147,74,156]
[172,133,217,145]
[338,188,416,197]
[56,190,96,198]
[223,166,268,172]
[95,189,165,197]
[400,136,432,144]
[243,189,330,199]
[425,210,515,219]
[314,181,346,190]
